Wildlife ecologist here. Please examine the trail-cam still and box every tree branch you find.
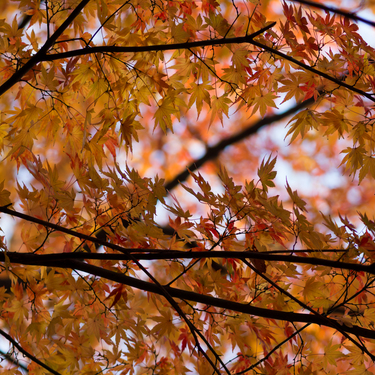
[290,0,375,28]
[165,98,314,191]
[0,348,29,372]
[1,256,374,340]
[0,329,61,375]
[2,206,375,275]
[41,23,276,61]
[244,259,375,361]
[0,0,91,97]
[40,32,375,102]
[0,205,136,253]
[2,250,375,278]
[249,39,375,102]
[3,12,373,104]
[0,206,227,374]
[0,23,275,97]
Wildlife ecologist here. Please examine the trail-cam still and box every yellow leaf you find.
[302,277,324,301]
[0,181,11,206]
[257,155,277,192]
[153,97,177,133]
[251,90,278,117]
[188,81,213,118]
[324,340,345,367]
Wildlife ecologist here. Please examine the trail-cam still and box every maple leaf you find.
[0,181,11,206]
[150,309,175,337]
[105,284,127,308]
[358,155,375,183]
[251,90,279,117]
[209,94,231,125]
[188,81,213,118]
[1,1,375,374]
[232,47,250,69]
[340,146,365,178]
[248,248,267,273]
[168,216,195,241]
[302,277,324,302]
[153,97,178,133]
[279,74,305,103]
[40,65,59,91]
[323,340,346,367]
[257,155,277,193]
[285,109,320,143]
[285,180,307,212]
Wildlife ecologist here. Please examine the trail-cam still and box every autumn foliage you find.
[1,0,375,373]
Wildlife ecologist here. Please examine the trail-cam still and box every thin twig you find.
[0,329,61,375]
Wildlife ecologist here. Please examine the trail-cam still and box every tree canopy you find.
[1,0,375,373]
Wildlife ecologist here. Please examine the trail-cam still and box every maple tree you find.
[1,0,375,373]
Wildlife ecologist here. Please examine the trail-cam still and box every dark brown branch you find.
[0,205,135,253]
[0,328,61,375]
[0,0,91,97]
[3,250,375,277]
[238,323,310,374]
[2,256,374,340]
[0,23,275,98]
[249,40,375,102]
[290,0,375,28]
[165,98,314,191]
[42,23,276,61]
[245,259,375,360]
[0,206,227,374]
[0,348,29,372]
[1,207,374,274]
[40,33,375,102]
[3,14,373,104]
[47,43,374,101]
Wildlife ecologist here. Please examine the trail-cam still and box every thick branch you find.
[40,34,375,102]
[2,255,374,340]
[42,23,276,61]
[3,251,375,276]
[1,206,374,274]
[0,23,275,97]
[2,14,372,104]
[0,208,226,374]
[290,0,375,28]
[165,98,314,191]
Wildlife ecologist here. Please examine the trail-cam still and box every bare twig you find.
[0,329,61,375]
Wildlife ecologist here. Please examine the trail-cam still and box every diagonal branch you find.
[290,0,375,28]
[0,206,227,374]
[0,348,29,372]
[0,205,135,253]
[0,328,61,375]
[249,39,375,102]
[237,323,310,374]
[165,98,314,191]
[244,260,375,361]
[0,0,91,97]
